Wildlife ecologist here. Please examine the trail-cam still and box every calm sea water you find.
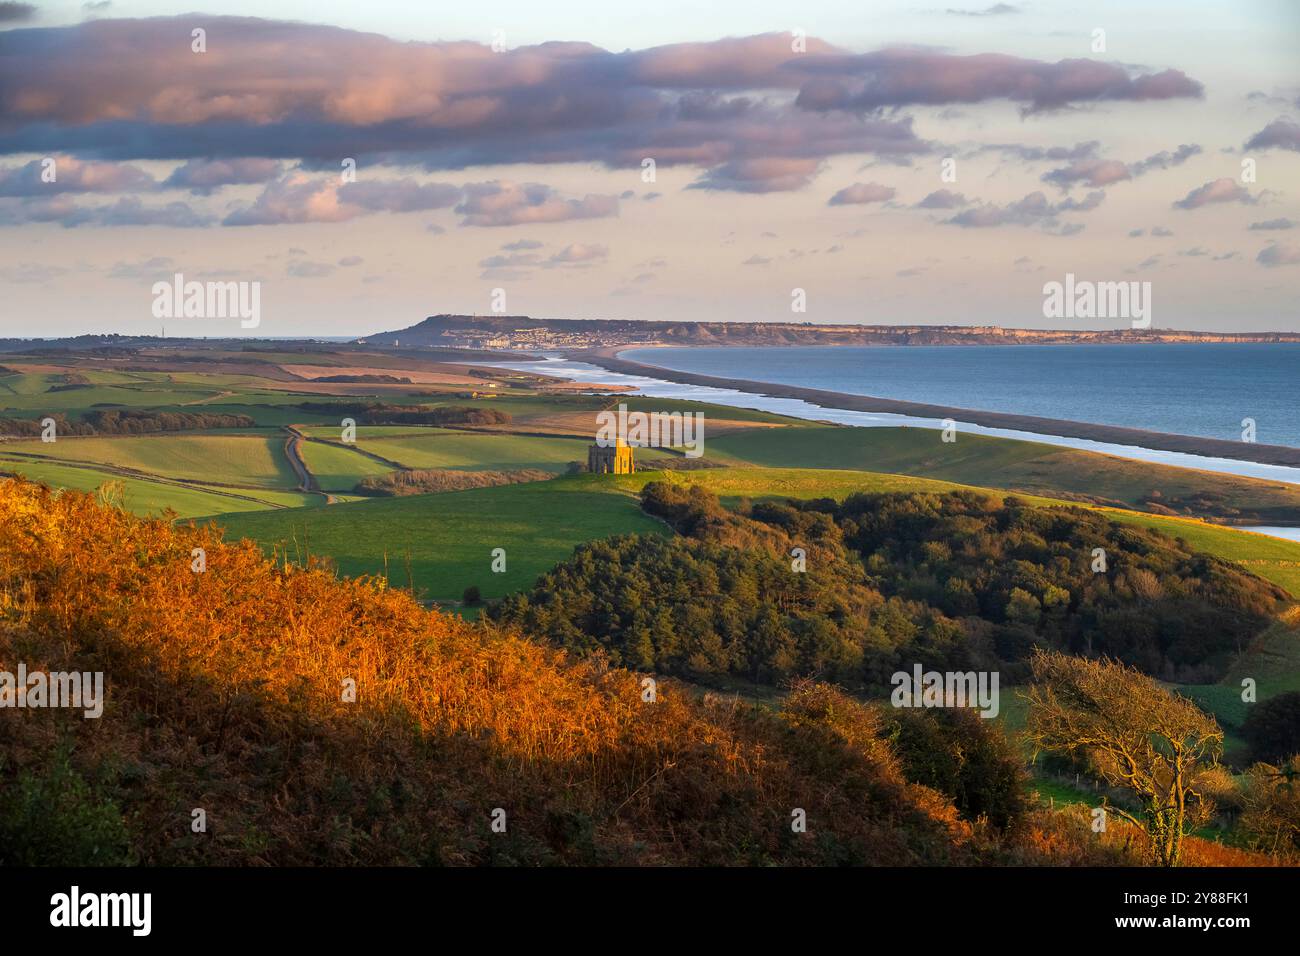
[622,344,1300,448]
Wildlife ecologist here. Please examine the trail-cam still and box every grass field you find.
[711,425,1300,523]
[357,432,592,472]
[0,434,298,489]
[297,440,395,492]
[218,475,668,602]
[0,456,315,518]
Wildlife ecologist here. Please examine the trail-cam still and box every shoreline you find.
[569,346,1300,470]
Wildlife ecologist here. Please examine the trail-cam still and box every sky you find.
[0,0,1298,338]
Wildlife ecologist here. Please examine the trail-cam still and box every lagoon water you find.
[622,343,1300,448]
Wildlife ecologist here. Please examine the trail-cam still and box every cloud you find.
[915,189,969,209]
[0,22,930,190]
[475,242,608,277]
[163,158,282,194]
[456,181,618,227]
[690,158,823,193]
[1041,159,1131,190]
[1173,178,1256,210]
[479,252,542,270]
[828,182,895,205]
[1041,144,1200,190]
[1129,143,1201,176]
[1249,218,1296,231]
[0,2,35,22]
[1257,243,1300,267]
[337,255,363,267]
[108,256,174,279]
[287,260,335,277]
[1152,226,1173,236]
[547,243,608,265]
[944,190,1103,228]
[945,4,1020,15]
[793,50,1202,114]
[222,173,461,225]
[976,141,1099,162]
[0,18,1199,197]
[223,174,357,226]
[0,194,211,227]
[1244,118,1300,152]
[743,255,772,266]
[339,179,461,213]
[0,262,73,283]
[0,155,154,196]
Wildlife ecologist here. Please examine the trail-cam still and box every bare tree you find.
[1024,649,1222,867]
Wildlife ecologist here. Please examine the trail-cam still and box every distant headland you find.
[357,314,1300,351]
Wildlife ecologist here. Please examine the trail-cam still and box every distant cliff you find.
[361,314,1300,349]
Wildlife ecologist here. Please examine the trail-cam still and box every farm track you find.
[283,425,338,504]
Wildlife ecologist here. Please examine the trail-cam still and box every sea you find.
[622,343,1300,448]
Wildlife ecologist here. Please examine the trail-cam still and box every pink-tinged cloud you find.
[1257,243,1300,267]
[0,155,154,196]
[0,18,1200,195]
[1041,158,1131,189]
[828,182,896,205]
[1173,178,1256,210]
[224,174,359,226]
[1245,118,1300,152]
[793,51,1202,114]
[548,243,608,264]
[1040,145,1200,191]
[456,181,619,227]
[223,173,462,225]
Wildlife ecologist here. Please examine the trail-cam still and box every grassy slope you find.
[298,440,394,492]
[0,456,313,518]
[218,475,668,602]
[0,434,298,489]
[712,426,1300,523]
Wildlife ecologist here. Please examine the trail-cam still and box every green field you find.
[218,475,669,602]
[0,434,298,489]
[0,457,314,518]
[356,432,591,472]
[712,425,1300,523]
[297,440,395,492]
